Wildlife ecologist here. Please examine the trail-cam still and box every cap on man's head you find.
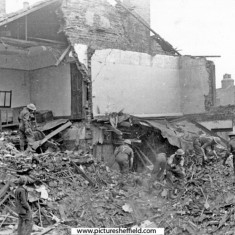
[27,103,36,111]
[175,149,185,155]
[124,139,131,145]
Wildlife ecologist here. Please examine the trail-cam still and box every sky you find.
[6,0,235,88]
[150,0,235,88]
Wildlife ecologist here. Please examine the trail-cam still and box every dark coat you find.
[15,186,31,215]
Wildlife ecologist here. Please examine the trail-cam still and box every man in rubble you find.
[15,176,32,235]
[114,139,134,174]
[193,134,221,166]
[18,104,36,151]
[148,153,167,192]
[223,132,235,177]
[167,149,185,179]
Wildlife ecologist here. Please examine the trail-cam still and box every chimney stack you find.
[23,1,30,9]
[222,74,234,89]
[0,0,6,15]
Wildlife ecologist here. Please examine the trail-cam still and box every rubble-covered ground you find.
[0,132,235,235]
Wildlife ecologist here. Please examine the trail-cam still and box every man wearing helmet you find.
[114,139,134,174]
[167,149,185,179]
[223,132,235,177]
[18,104,36,151]
[193,134,221,165]
[15,176,32,235]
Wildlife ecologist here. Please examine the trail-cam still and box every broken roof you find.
[0,0,60,27]
[0,0,178,56]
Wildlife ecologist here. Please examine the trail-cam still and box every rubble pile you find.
[0,132,235,235]
[148,158,235,235]
[0,136,150,234]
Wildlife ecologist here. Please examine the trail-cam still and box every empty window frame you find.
[0,91,12,108]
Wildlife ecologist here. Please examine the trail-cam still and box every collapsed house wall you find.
[30,64,71,117]
[0,69,30,107]
[92,50,216,116]
[61,0,168,55]
[92,49,181,116]
[179,56,215,114]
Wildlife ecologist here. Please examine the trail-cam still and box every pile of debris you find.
[0,136,150,234]
[1,129,235,235]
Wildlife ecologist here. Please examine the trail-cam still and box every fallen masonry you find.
[0,130,235,235]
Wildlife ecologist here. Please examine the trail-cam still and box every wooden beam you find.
[0,37,39,47]
[0,182,10,199]
[70,161,96,187]
[114,0,180,56]
[135,146,153,166]
[31,121,72,150]
[55,45,71,66]
[185,55,221,58]
[0,0,60,27]
[28,37,66,45]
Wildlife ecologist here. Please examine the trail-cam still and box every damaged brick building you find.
[0,0,216,118]
[0,0,218,165]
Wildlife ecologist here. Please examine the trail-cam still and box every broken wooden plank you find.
[0,37,39,47]
[70,161,95,187]
[4,205,18,217]
[28,37,66,45]
[135,147,153,166]
[32,121,72,150]
[37,227,54,235]
[0,182,10,199]
[134,149,147,168]
[114,0,180,55]
[55,45,71,66]
[0,213,9,228]
[0,193,10,207]
[38,199,43,228]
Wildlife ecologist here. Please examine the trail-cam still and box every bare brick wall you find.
[123,0,150,25]
[61,0,131,50]
[61,0,166,54]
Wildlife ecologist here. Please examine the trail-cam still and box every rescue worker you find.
[114,139,134,174]
[223,132,235,176]
[18,104,36,151]
[15,176,32,235]
[167,149,185,179]
[148,153,167,192]
[193,134,221,166]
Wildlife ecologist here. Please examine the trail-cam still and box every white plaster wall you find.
[179,57,210,114]
[30,64,71,117]
[0,69,30,107]
[92,49,181,116]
